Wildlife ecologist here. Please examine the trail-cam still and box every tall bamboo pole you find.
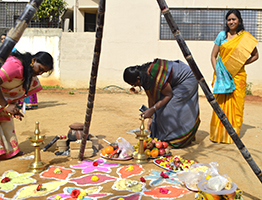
[79,0,105,160]
[156,0,262,183]
[0,0,43,64]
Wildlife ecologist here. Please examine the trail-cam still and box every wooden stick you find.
[79,0,106,160]
[0,0,43,64]
[155,0,262,183]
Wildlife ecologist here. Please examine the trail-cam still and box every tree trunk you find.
[79,0,106,160]
[0,0,43,64]
[156,0,262,183]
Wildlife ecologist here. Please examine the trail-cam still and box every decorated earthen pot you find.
[67,123,84,141]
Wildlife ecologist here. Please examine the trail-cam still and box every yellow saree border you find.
[220,31,258,77]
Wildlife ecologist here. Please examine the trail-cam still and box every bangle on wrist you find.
[3,103,9,110]
[153,105,157,112]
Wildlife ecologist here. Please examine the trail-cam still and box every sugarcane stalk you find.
[79,0,106,160]
[156,0,262,182]
[0,0,43,64]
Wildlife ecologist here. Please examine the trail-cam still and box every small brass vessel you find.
[133,118,149,164]
[28,121,47,173]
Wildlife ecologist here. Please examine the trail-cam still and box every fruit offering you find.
[154,155,196,171]
[101,144,120,159]
[133,137,170,158]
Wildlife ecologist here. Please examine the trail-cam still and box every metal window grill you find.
[0,2,60,29]
[160,9,262,41]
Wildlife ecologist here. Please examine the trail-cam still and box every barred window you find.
[0,2,60,29]
[160,9,262,41]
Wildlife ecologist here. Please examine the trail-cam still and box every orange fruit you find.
[101,148,107,156]
[150,148,159,157]
[143,141,147,150]
[105,146,114,154]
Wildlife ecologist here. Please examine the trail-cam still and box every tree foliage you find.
[36,0,67,20]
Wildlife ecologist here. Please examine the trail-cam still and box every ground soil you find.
[0,88,262,200]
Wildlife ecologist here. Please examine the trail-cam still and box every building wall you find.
[97,0,262,96]
[59,32,95,88]
[14,28,62,86]
[9,0,262,96]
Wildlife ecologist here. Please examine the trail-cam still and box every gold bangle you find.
[3,104,9,110]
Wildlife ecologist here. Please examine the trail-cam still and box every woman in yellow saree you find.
[210,9,259,143]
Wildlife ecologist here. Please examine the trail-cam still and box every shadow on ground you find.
[37,101,67,109]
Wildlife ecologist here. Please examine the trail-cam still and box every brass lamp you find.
[28,121,47,173]
[133,118,149,164]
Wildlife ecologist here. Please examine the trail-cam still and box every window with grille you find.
[0,2,60,29]
[160,9,262,41]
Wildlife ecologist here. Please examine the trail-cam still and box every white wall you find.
[9,0,262,96]
[97,0,262,96]
[14,28,62,86]
[59,32,96,88]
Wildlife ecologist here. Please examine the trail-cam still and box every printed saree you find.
[149,59,200,148]
[0,56,42,159]
[210,31,258,143]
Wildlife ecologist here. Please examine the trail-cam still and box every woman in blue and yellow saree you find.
[124,58,200,148]
[210,9,259,143]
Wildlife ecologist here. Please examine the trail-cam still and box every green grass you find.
[246,82,253,95]
[42,85,62,89]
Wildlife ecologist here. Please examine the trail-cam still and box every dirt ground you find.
[0,88,262,200]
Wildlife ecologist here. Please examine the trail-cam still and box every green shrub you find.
[246,82,253,95]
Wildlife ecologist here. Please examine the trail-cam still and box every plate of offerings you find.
[153,155,196,173]
[100,154,133,161]
[148,152,172,159]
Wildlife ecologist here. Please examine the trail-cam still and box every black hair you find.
[225,9,244,36]
[123,62,152,90]
[1,34,6,37]
[11,51,54,95]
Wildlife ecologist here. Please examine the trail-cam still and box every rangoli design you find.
[70,158,119,173]
[108,193,142,200]
[0,170,36,193]
[69,173,116,186]
[39,166,75,180]
[145,170,180,186]
[116,164,144,179]
[13,181,67,200]
[143,185,191,199]
[0,193,10,200]
[48,186,111,200]
[112,178,145,192]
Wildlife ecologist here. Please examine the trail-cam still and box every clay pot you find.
[67,123,84,141]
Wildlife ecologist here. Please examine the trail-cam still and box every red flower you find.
[70,189,80,198]
[159,188,169,194]
[160,171,169,178]
[93,161,98,166]
[140,177,146,182]
[36,184,42,191]
[1,177,10,183]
